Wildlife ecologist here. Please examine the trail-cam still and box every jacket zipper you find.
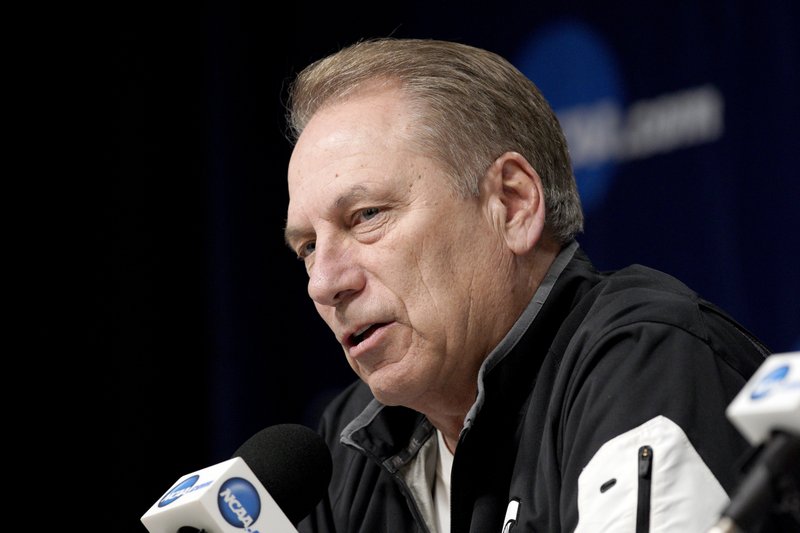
[392,471,432,533]
[636,445,653,533]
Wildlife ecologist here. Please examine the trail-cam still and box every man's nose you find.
[307,239,365,307]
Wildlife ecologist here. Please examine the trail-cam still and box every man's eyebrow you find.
[284,184,372,249]
[334,184,369,208]
[283,225,310,250]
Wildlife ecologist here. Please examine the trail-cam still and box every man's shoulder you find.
[564,248,703,321]
[585,263,707,330]
[564,260,767,375]
[599,262,697,300]
[562,259,762,357]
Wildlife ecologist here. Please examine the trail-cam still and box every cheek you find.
[412,224,497,315]
[399,240,463,326]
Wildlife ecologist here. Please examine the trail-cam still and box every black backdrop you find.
[109,1,798,531]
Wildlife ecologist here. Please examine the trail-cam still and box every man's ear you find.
[483,152,546,255]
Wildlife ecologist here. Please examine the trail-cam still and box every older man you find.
[283,38,768,533]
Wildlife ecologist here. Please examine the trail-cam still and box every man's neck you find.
[426,239,572,453]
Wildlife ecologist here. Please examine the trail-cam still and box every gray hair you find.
[287,38,583,244]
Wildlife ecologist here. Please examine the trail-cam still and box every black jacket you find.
[298,246,768,533]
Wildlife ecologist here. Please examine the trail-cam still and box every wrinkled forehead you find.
[285,89,438,226]
[288,88,423,185]
[293,104,388,173]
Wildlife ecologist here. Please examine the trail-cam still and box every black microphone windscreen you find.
[232,424,332,525]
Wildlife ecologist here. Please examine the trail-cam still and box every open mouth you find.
[349,323,389,347]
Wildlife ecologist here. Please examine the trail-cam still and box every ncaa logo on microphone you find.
[750,365,790,400]
[158,475,199,507]
[218,477,262,532]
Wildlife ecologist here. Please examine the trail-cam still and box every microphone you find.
[709,351,800,533]
[141,424,333,533]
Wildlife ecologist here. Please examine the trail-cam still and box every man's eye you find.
[358,207,381,222]
[297,241,315,259]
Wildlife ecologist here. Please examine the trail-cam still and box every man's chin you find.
[366,381,403,406]
[357,350,423,406]
[364,372,415,407]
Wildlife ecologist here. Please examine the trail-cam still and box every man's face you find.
[285,88,509,410]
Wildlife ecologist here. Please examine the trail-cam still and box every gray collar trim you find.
[462,240,579,433]
[340,398,384,449]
